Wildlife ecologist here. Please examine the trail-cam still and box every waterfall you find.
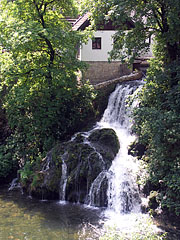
[101,81,141,128]
[59,152,68,202]
[88,170,109,207]
[97,80,143,214]
[8,80,143,217]
[93,81,164,237]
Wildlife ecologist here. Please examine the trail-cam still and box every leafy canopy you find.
[84,0,180,64]
[0,0,95,178]
[133,62,180,216]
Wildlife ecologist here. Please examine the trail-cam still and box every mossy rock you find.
[88,128,120,158]
[64,134,108,203]
[128,140,146,159]
[93,84,116,121]
[148,191,159,211]
[30,150,63,199]
[26,129,119,206]
[63,129,119,204]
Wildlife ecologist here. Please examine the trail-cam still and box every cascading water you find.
[59,152,68,202]
[88,170,109,207]
[95,80,150,233]
[98,81,143,215]
[58,80,143,213]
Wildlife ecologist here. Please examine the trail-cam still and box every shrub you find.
[133,62,180,216]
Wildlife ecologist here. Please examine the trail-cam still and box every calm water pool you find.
[0,186,102,240]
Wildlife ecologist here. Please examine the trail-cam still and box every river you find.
[0,186,102,240]
[1,80,179,240]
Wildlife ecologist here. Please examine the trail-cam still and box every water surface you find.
[0,186,102,240]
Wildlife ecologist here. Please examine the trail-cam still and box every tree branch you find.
[33,0,56,83]
[39,0,45,11]
[152,8,163,32]
[33,0,45,28]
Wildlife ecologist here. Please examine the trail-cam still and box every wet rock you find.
[128,139,146,159]
[88,128,120,161]
[64,128,119,205]
[148,191,159,210]
[27,128,120,207]
[30,150,62,200]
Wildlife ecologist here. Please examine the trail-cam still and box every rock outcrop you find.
[28,128,120,206]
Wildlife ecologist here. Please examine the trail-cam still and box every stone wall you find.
[83,61,132,85]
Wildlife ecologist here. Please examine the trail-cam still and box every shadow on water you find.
[0,185,103,240]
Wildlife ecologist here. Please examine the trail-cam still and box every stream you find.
[0,186,102,240]
[1,80,179,239]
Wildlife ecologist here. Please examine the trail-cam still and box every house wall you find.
[80,30,131,84]
[80,30,153,84]
[80,31,115,62]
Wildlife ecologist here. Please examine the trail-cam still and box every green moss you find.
[23,128,119,204]
[88,128,120,156]
[51,145,64,164]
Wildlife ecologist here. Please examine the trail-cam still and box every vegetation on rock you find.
[88,128,120,159]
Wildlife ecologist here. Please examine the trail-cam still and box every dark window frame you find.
[92,37,101,49]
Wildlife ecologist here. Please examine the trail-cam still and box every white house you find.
[72,13,153,84]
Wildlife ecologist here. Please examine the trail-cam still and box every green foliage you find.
[0,140,18,179]
[4,80,95,157]
[0,0,96,179]
[133,62,180,216]
[84,0,180,64]
[19,161,34,185]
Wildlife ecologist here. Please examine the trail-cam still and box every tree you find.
[85,0,180,66]
[0,0,79,89]
[0,0,95,179]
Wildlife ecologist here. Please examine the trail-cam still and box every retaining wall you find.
[83,61,132,85]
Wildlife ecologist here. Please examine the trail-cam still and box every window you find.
[92,37,101,49]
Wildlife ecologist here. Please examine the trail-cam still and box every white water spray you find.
[98,81,142,214]
[96,81,161,237]
[59,152,68,202]
[93,81,150,232]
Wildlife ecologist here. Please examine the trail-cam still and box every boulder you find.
[29,128,120,207]
[88,128,120,161]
